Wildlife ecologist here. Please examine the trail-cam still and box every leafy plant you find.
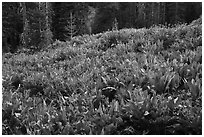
[2,18,202,135]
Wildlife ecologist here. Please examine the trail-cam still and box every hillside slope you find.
[2,18,202,135]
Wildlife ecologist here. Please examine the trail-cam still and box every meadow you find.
[2,17,202,135]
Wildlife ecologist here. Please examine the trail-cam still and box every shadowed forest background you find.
[2,2,202,53]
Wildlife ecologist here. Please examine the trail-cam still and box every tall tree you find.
[21,2,29,48]
[52,2,87,40]
[85,6,97,34]
[160,2,166,25]
[73,3,90,35]
[44,2,53,46]
[2,2,22,52]
[166,2,186,24]
[151,2,155,25]
[157,3,160,24]
[136,2,146,28]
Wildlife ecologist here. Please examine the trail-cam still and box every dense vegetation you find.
[2,17,202,135]
[2,2,202,53]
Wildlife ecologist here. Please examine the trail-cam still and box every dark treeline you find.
[2,2,202,53]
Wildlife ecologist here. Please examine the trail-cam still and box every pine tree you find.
[21,2,29,48]
[21,2,53,50]
[52,3,79,40]
[166,2,186,24]
[86,6,97,34]
[2,2,22,52]
[64,12,78,40]
[43,2,53,46]
[136,2,146,28]
[160,2,166,25]
[112,17,118,31]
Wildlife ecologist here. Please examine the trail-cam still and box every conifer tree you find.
[21,2,53,50]
[21,2,29,48]
[64,12,78,40]
[43,2,53,46]
[112,17,118,31]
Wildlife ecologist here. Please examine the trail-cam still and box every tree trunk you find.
[151,2,155,25]
[21,2,28,47]
[157,2,160,24]
[45,2,50,45]
[162,3,166,24]
[86,6,97,34]
[175,2,178,23]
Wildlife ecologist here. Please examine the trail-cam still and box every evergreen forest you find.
[2,2,202,52]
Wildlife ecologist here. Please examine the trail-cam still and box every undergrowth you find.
[2,17,202,135]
